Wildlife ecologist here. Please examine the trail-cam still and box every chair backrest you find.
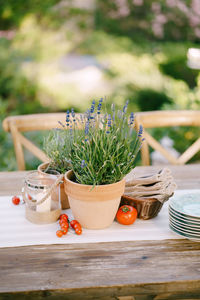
[2,113,67,170]
[3,110,200,170]
[136,110,200,165]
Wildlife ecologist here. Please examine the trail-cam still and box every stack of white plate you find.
[169,192,200,242]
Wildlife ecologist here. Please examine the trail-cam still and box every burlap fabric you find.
[125,168,177,204]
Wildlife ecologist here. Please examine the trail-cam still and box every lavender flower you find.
[123,100,129,113]
[138,125,143,137]
[81,160,87,169]
[85,120,90,135]
[66,110,70,127]
[97,98,103,115]
[71,108,76,124]
[90,100,95,114]
[129,112,134,126]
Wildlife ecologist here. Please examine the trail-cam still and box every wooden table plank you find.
[0,240,200,298]
[0,165,200,299]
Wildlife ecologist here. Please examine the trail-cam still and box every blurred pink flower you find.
[194,28,200,38]
[152,22,164,38]
[166,0,176,8]
[152,2,161,13]
[132,0,143,6]
[190,14,200,27]
[192,0,200,16]
[116,0,130,17]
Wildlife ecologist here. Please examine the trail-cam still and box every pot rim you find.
[38,162,62,176]
[64,170,125,188]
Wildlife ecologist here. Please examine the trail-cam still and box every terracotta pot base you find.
[64,170,125,229]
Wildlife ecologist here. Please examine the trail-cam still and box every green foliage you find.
[67,99,143,185]
[0,39,45,114]
[0,99,17,170]
[0,39,48,171]
[159,57,199,88]
[0,0,61,29]
[135,89,172,111]
[149,126,200,163]
[43,129,72,174]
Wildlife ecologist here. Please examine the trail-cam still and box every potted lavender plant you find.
[38,128,72,209]
[64,99,143,229]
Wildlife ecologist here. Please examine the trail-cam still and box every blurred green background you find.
[1,0,200,170]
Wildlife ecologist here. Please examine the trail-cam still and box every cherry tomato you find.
[75,228,82,235]
[70,220,78,228]
[62,228,68,235]
[28,194,32,200]
[59,219,68,226]
[60,214,68,221]
[12,196,20,205]
[56,230,63,238]
[116,205,137,225]
[61,222,69,230]
[74,223,81,230]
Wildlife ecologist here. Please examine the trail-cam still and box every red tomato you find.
[70,220,78,228]
[60,214,68,221]
[62,228,68,235]
[75,228,82,235]
[56,230,63,238]
[59,219,68,226]
[116,205,137,225]
[12,196,20,205]
[61,222,69,230]
[73,223,81,229]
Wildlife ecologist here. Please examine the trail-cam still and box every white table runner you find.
[0,190,197,248]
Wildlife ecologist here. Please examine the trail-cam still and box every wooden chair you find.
[2,113,67,170]
[136,110,200,165]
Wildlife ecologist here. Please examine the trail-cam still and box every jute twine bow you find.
[22,174,64,207]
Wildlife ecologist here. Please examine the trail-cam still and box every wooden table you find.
[0,164,200,300]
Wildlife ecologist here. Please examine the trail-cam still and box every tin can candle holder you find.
[22,171,62,224]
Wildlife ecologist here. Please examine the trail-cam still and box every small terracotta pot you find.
[64,170,125,229]
[38,162,70,209]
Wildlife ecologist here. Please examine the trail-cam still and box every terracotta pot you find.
[64,170,125,229]
[38,162,70,209]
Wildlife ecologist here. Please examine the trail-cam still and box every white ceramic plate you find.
[169,192,200,218]
[169,211,200,229]
[169,223,200,242]
[169,204,200,222]
[169,207,200,226]
[169,218,200,235]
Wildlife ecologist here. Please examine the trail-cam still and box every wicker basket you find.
[120,195,164,220]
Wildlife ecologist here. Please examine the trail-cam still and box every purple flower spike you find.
[85,120,90,135]
[138,125,143,137]
[90,100,95,113]
[66,110,70,126]
[129,112,134,125]
[107,114,112,127]
[123,100,129,113]
[81,160,87,169]
[97,99,102,115]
